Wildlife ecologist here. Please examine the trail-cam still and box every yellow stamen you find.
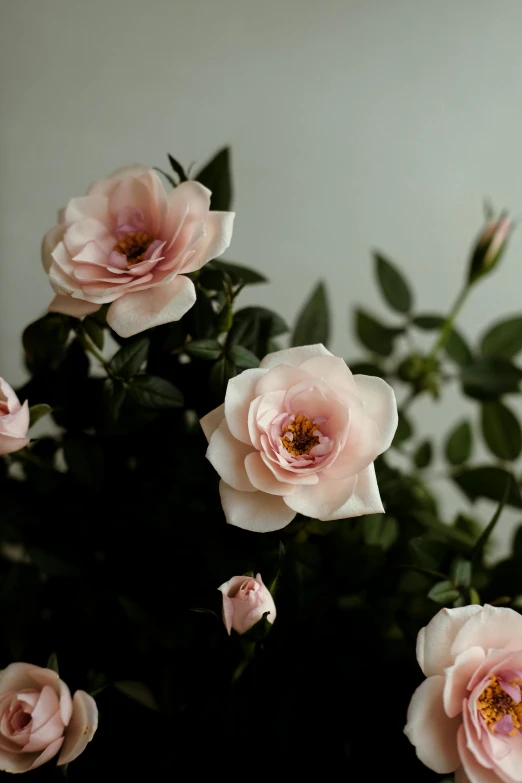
[477,675,522,736]
[113,231,155,265]
[281,414,320,457]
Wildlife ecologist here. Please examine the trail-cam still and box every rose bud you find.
[468,215,512,285]
[0,662,98,773]
[0,378,29,456]
[218,573,276,635]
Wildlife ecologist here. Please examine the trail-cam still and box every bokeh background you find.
[2,0,522,554]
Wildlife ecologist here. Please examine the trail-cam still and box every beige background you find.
[2,0,522,556]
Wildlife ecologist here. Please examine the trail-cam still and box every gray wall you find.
[2,0,522,555]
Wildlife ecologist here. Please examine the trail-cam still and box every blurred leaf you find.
[28,404,52,429]
[412,314,471,364]
[128,376,184,409]
[392,410,413,446]
[83,317,104,350]
[195,147,232,211]
[186,339,222,361]
[428,580,460,605]
[470,587,481,604]
[471,479,510,561]
[22,313,72,373]
[210,357,237,400]
[186,289,216,339]
[451,558,472,588]
[461,357,522,400]
[114,680,159,711]
[481,401,522,460]
[362,514,398,550]
[167,153,188,182]
[228,345,260,369]
[355,309,403,356]
[110,338,150,380]
[414,440,432,469]
[412,314,445,330]
[409,537,445,570]
[346,361,383,377]
[445,420,472,465]
[46,652,59,674]
[292,281,330,347]
[154,168,177,188]
[210,260,267,285]
[453,466,522,508]
[374,252,412,313]
[103,378,127,424]
[63,434,105,488]
[481,316,522,359]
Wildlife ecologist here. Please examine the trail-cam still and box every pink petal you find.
[353,374,399,454]
[106,275,196,338]
[254,364,312,396]
[29,737,64,771]
[219,480,296,532]
[64,196,110,227]
[42,224,65,273]
[180,210,235,273]
[443,647,486,718]
[451,605,522,659]
[249,390,285,451]
[30,686,60,732]
[299,355,357,392]
[206,419,256,492]
[259,344,333,370]
[49,294,101,318]
[57,691,98,766]
[313,463,384,520]
[0,749,40,774]
[0,400,28,438]
[498,678,521,704]
[417,606,483,677]
[404,675,461,774]
[224,369,267,445]
[63,218,111,257]
[244,452,296,496]
[200,404,225,443]
[283,474,357,520]
[72,239,114,265]
[260,452,319,485]
[457,725,503,783]
[59,680,73,727]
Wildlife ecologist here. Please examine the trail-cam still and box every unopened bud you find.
[467,215,512,285]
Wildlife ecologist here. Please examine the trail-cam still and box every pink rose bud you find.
[0,378,30,456]
[0,662,98,773]
[404,604,522,782]
[41,165,235,338]
[218,573,276,635]
[468,215,512,284]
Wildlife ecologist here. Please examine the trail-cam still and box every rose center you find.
[477,675,522,735]
[281,414,321,457]
[12,711,32,732]
[113,231,155,265]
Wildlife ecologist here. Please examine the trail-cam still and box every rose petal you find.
[244,452,296,496]
[42,224,65,273]
[106,275,196,338]
[206,419,256,492]
[299,356,357,392]
[200,404,225,443]
[30,737,65,771]
[352,374,398,453]
[317,463,384,520]
[444,647,486,718]
[404,675,461,774]
[457,724,503,783]
[254,364,312,397]
[49,294,102,318]
[283,474,357,519]
[259,344,333,371]
[451,605,522,660]
[417,606,483,677]
[181,211,235,273]
[219,480,295,532]
[224,369,267,445]
[57,691,98,766]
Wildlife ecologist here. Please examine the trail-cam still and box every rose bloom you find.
[404,604,522,782]
[0,662,98,773]
[0,378,29,456]
[218,573,276,635]
[42,165,235,338]
[200,344,398,532]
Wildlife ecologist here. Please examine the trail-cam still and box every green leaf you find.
[114,680,159,711]
[445,420,472,465]
[195,147,232,211]
[362,514,398,550]
[414,440,432,469]
[392,410,413,446]
[109,337,150,379]
[167,153,188,182]
[186,339,222,361]
[228,345,260,369]
[103,378,127,424]
[355,309,403,356]
[461,357,522,400]
[345,361,383,377]
[209,357,237,400]
[210,259,267,285]
[412,314,445,330]
[481,401,522,460]
[127,375,184,409]
[46,652,59,674]
[292,281,330,347]
[154,167,177,188]
[82,316,104,350]
[471,479,510,561]
[428,580,460,605]
[22,313,72,373]
[481,315,522,359]
[451,558,472,588]
[186,290,216,339]
[412,314,471,364]
[28,404,52,429]
[374,252,412,313]
[453,466,522,508]
[231,307,288,353]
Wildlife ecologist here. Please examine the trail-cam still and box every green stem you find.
[427,284,470,365]
[76,328,111,374]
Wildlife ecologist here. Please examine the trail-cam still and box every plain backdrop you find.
[2,0,522,556]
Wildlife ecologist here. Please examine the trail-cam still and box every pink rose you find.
[0,378,29,456]
[404,604,522,782]
[468,215,512,284]
[200,344,398,532]
[42,165,235,338]
[218,573,276,635]
[0,662,98,773]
